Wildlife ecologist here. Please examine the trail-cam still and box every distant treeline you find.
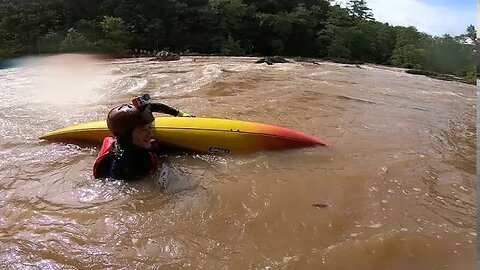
[0,0,476,83]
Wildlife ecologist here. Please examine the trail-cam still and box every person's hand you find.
[177,111,195,117]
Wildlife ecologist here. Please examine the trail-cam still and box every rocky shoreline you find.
[405,69,473,85]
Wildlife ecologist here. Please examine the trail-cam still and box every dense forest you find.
[0,0,477,83]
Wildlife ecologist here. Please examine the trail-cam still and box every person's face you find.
[131,122,153,149]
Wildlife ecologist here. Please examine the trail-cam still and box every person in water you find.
[93,94,194,181]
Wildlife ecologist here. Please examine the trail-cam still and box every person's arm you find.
[149,103,195,117]
[149,103,179,116]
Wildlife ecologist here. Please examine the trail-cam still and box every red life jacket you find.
[93,137,160,179]
[92,137,116,179]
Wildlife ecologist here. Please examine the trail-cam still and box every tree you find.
[60,28,91,52]
[371,23,396,64]
[347,0,374,21]
[220,35,245,55]
[38,31,65,53]
[390,26,431,68]
[95,16,132,53]
[391,44,426,69]
[75,19,102,42]
[144,18,166,51]
[206,0,253,53]
[285,4,319,56]
[210,0,251,32]
[100,16,130,44]
[316,5,354,58]
[464,24,477,44]
[423,35,475,75]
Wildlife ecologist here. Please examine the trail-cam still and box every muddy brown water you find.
[0,54,476,269]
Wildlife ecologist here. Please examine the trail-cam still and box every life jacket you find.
[93,137,160,179]
[92,137,116,179]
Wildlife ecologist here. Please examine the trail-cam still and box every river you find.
[0,54,476,269]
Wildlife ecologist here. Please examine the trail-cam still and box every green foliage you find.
[92,16,132,53]
[347,0,373,21]
[60,28,91,52]
[144,18,166,50]
[315,5,354,58]
[371,23,396,64]
[464,67,476,85]
[0,0,475,82]
[38,32,65,53]
[390,26,432,69]
[391,44,425,69]
[93,39,123,53]
[220,35,245,55]
[0,48,8,58]
[100,16,129,42]
[423,35,475,75]
[210,0,251,29]
[462,24,477,44]
[76,19,102,42]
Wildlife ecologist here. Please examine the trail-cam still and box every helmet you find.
[107,104,154,136]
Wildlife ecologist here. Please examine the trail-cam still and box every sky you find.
[335,0,477,37]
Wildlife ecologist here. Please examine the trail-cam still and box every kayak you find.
[40,117,328,154]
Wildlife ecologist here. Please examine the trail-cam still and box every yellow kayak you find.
[40,117,328,154]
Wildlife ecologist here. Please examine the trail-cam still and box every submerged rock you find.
[312,203,331,209]
[154,50,180,61]
[326,57,365,65]
[255,56,289,65]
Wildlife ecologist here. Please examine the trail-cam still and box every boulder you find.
[155,50,180,61]
[255,56,289,65]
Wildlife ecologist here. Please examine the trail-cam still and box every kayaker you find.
[93,94,194,181]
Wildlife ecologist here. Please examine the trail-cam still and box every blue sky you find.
[422,0,472,9]
[335,0,477,36]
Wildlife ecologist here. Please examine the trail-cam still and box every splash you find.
[23,54,110,106]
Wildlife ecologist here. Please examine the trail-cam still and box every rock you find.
[270,56,288,63]
[326,57,364,65]
[312,203,330,208]
[406,69,470,84]
[342,64,364,69]
[292,57,322,65]
[155,50,180,61]
[180,50,205,56]
[255,56,289,65]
